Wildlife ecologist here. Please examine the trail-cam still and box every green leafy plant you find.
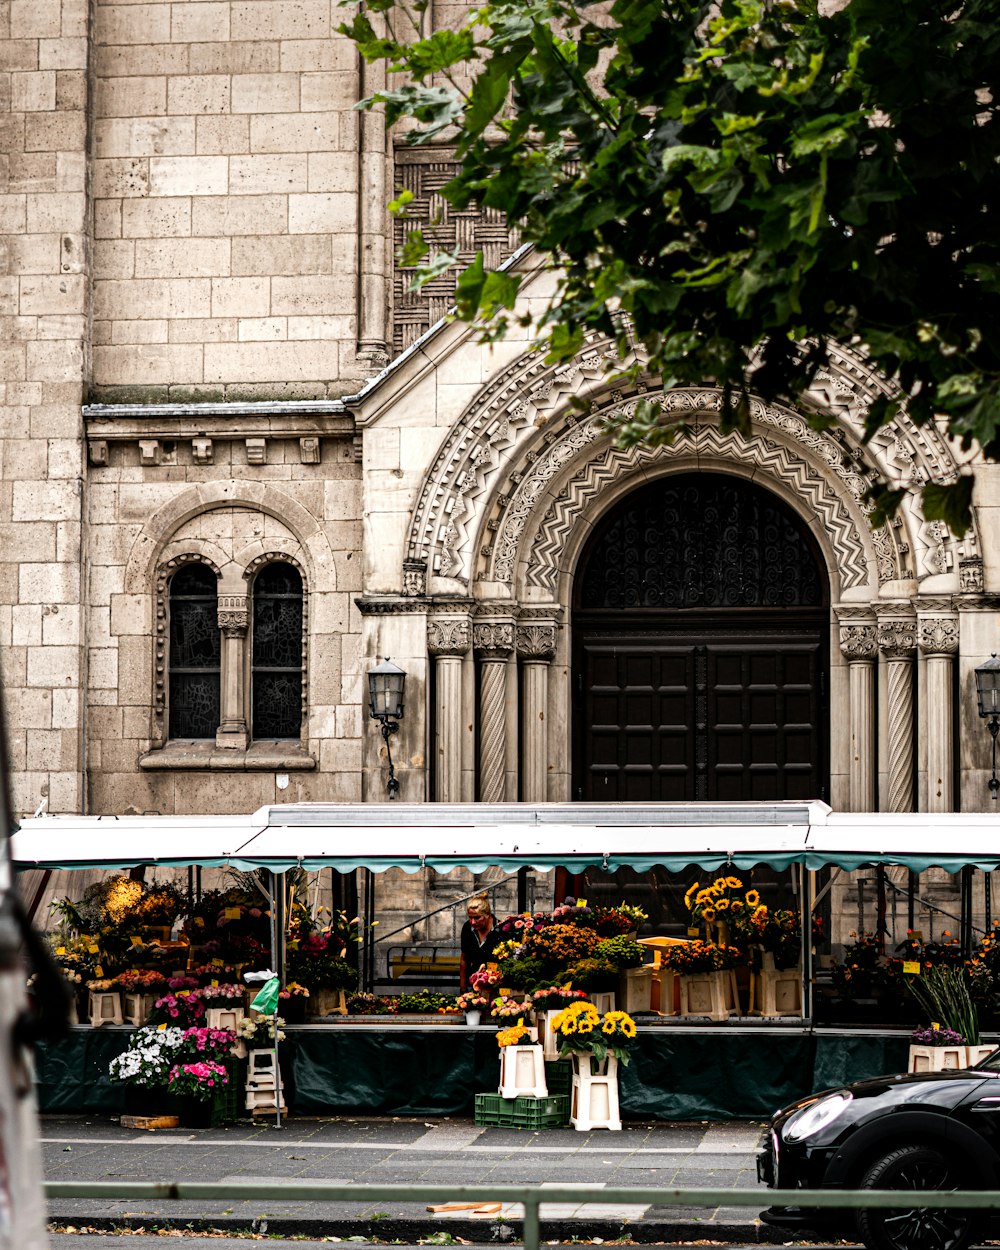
[343,0,1000,533]
[906,965,980,1046]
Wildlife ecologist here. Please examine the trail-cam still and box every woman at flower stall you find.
[459,894,501,991]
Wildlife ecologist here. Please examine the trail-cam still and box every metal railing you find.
[45,1181,1000,1250]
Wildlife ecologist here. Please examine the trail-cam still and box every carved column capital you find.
[516,621,557,661]
[918,616,959,656]
[473,618,515,658]
[839,623,877,661]
[218,595,248,638]
[427,616,472,657]
[877,617,917,659]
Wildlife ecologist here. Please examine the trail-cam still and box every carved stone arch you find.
[406,336,979,597]
[478,389,886,600]
[514,423,871,604]
[404,333,632,590]
[124,480,330,595]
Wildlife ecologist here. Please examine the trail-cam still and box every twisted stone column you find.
[877,613,916,812]
[216,594,248,749]
[517,615,558,804]
[919,610,959,812]
[427,615,471,803]
[839,613,877,811]
[474,616,515,802]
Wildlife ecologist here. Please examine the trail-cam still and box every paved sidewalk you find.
[41,1114,808,1243]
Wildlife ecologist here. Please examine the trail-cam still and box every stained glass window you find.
[252,562,303,739]
[169,563,221,739]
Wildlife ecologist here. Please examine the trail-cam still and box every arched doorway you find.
[572,472,829,804]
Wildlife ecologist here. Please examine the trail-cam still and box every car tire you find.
[856,1144,982,1250]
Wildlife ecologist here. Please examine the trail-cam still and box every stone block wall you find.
[1,0,89,818]
[89,0,368,402]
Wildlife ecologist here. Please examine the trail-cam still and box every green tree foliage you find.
[342,0,1000,532]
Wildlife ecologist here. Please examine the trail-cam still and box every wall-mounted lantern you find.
[974,653,1000,801]
[367,658,406,800]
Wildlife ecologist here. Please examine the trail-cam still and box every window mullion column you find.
[217,593,249,749]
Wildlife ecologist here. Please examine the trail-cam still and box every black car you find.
[757,1049,1000,1250]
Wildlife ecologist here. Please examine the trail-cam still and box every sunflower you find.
[684,882,700,905]
[713,878,727,890]
[715,898,730,911]
[561,1017,578,1034]
[577,1019,593,1033]
[621,1018,637,1039]
[726,876,742,889]
[745,889,760,908]
[702,907,717,923]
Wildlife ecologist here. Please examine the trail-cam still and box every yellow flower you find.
[745,889,760,908]
[715,898,730,911]
[726,876,742,889]
[622,1018,636,1039]
[602,1020,615,1034]
[713,878,728,891]
[578,1019,593,1034]
[702,907,717,923]
[562,1017,577,1034]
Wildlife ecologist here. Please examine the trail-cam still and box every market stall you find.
[13,801,1000,1123]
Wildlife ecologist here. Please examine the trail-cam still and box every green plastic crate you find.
[211,1056,245,1124]
[544,1059,572,1096]
[475,1092,569,1129]
[509,1094,570,1129]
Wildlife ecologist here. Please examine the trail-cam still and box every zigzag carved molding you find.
[519,424,870,594]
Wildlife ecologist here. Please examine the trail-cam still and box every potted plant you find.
[531,985,590,1058]
[166,1060,230,1127]
[110,1024,189,1116]
[456,990,489,1026]
[113,969,168,1025]
[278,982,310,1024]
[908,1023,967,1072]
[549,1002,636,1131]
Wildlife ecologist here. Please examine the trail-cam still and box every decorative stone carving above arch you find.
[404,338,980,602]
[124,479,330,595]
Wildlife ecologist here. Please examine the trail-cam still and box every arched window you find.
[168,563,220,739]
[251,562,303,739]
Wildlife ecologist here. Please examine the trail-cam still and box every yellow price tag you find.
[224,908,241,920]
[94,965,103,977]
[130,935,143,946]
[211,979,219,987]
[56,946,66,956]
[499,987,510,997]
[88,944,100,954]
[576,898,587,908]
[212,958,224,967]
[687,927,700,938]
[902,960,921,974]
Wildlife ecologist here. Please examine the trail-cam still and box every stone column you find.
[216,594,249,750]
[877,611,917,812]
[838,612,877,811]
[474,615,516,802]
[517,615,558,804]
[919,607,959,813]
[427,614,471,803]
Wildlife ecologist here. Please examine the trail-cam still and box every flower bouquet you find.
[198,982,245,1006]
[531,985,589,1012]
[659,940,745,974]
[110,1024,188,1088]
[112,969,167,993]
[550,898,596,928]
[550,1001,637,1066]
[912,1024,966,1047]
[168,1060,229,1101]
[496,1021,535,1047]
[150,990,207,1027]
[594,905,646,938]
[237,1014,286,1045]
[491,994,529,1019]
[456,991,490,1012]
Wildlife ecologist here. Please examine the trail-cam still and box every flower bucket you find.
[309,989,347,1017]
[122,993,158,1026]
[535,1010,563,1060]
[966,1044,996,1067]
[465,1010,482,1028]
[89,990,123,1027]
[570,1053,621,1131]
[908,1044,965,1073]
[618,967,653,1015]
[679,971,738,1021]
[499,1045,547,1099]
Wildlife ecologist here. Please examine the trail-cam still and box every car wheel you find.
[856,1144,981,1250]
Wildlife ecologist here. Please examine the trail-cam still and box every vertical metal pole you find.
[268,870,283,1130]
[517,867,528,914]
[986,871,993,933]
[801,868,813,1021]
[522,1193,540,1250]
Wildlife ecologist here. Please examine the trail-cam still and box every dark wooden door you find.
[570,472,829,931]
[577,624,825,802]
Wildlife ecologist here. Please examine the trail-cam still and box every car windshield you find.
[973,1046,1000,1072]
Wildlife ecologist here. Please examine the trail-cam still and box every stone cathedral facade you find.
[4,0,1000,947]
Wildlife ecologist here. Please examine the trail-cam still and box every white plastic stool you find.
[206,1005,245,1033]
[570,1054,621,1131]
[247,1048,281,1086]
[588,992,616,1015]
[678,971,738,1021]
[498,1045,548,1099]
[122,992,157,1026]
[535,1011,563,1061]
[89,991,123,1027]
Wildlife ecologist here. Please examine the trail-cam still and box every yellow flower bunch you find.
[684,876,760,936]
[550,999,601,1036]
[601,1010,637,1039]
[496,1022,533,1047]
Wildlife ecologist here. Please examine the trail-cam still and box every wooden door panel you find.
[577,628,825,802]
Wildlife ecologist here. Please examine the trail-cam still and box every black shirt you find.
[460,920,501,974]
